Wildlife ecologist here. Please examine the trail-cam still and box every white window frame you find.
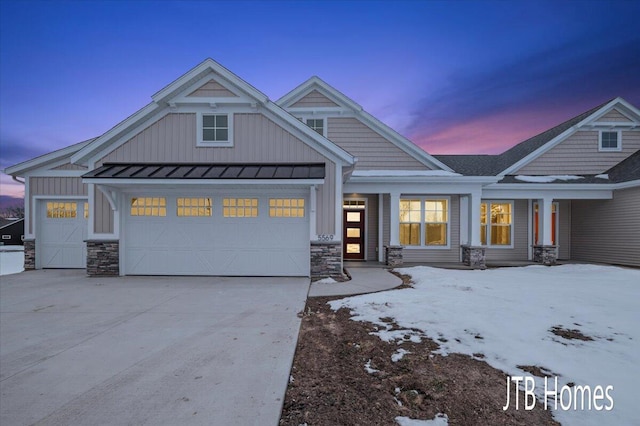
[306,118,324,136]
[599,130,622,152]
[400,196,451,249]
[481,200,514,248]
[197,112,234,147]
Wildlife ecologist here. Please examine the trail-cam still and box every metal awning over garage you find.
[83,163,325,181]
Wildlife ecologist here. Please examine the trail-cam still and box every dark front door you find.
[343,209,365,260]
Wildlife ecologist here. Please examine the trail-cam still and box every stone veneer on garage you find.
[23,239,36,270]
[310,242,343,279]
[86,240,120,276]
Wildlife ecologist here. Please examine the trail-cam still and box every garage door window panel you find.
[131,197,167,216]
[177,197,212,217]
[223,198,258,217]
[269,198,305,218]
[47,202,77,218]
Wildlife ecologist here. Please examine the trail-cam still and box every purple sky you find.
[1,0,639,199]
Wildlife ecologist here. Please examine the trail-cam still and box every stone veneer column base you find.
[23,239,36,270]
[533,245,557,265]
[310,242,343,279]
[87,240,120,276]
[462,245,486,269]
[385,245,403,267]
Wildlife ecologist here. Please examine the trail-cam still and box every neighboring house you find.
[4,58,639,277]
[0,218,25,245]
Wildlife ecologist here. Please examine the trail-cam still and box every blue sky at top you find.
[1,0,639,198]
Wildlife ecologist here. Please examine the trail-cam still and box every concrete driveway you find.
[0,270,309,425]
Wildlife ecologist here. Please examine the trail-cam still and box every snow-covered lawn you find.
[330,265,640,426]
[0,246,24,276]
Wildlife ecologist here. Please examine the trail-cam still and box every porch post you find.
[386,191,403,266]
[378,193,384,262]
[534,197,557,265]
[462,190,485,269]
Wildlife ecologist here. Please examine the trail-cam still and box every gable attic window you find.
[599,130,621,151]
[306,119,324,136]
[197,113,234,147]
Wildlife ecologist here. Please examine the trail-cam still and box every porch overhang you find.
[82,163,326,187]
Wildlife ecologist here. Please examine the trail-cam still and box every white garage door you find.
[39,200,88,268]
[124,191,310,276]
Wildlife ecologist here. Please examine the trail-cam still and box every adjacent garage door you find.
[39,200,88,268]
[124,191,310,276]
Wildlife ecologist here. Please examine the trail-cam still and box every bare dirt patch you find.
[550,325,594,341]
[280,297,559,425]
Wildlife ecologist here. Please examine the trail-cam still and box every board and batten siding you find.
[29,177,87,234]
[97,113,336,235]
[187,80,238,97]
[484,199,529,262]
[327,117,429,170]
[570,187,640,267]
[290,90,338,108]
[516,130,640,175]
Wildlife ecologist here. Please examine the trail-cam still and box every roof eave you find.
[4,139,93,176]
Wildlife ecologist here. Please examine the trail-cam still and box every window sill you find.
[403,245,452,250]
[196,140,234,148]
[598,147,622,152]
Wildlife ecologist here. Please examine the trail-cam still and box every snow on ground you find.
[391,348,411,362]
[330,265,640,426]
[0,246,24,276]
[515,175,584,183]
[396,413,448,425]
[314,277,338,284]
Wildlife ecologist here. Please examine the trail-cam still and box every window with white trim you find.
[177,197,212,217]
[269,198,305,218]
[197,113,233,147]
[306,119,324,135]
[131,197,167,217]
[599,130,621,151]
[223,198,258,218]
[400,198,449,247]
[481,201,512,246]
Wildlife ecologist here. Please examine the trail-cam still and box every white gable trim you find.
[278,76,453,172]
[4,139,93,176]
[70,59,355,167]
[501,97,640,176]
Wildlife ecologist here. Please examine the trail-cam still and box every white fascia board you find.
[82,178,325,187]
[347,175,498,184]
[344,181,487,195]
[585,97,640,124]
[4,140,92,176]
[71,102,159,165]
[482,186,613,200]
[613,179,640,190]
[24,170,86,178]
[277,76,362,112]
[264,101,356,166]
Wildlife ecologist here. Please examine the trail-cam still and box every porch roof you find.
[83,163,326,180]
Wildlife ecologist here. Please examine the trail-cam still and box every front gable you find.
[277,77,453,172]
[72,59,354,168]
[505,98,640,175]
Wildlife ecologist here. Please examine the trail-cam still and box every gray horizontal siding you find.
[600,109,632,122]
[484,199,529,262]
[188,80,237,97]
[291,90,338,107]
[327,117,428,170]
[95,190,113,234]
[571,187,640,267]
[516,130,640,175]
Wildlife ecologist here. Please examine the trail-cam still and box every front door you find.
[343,209,365,260]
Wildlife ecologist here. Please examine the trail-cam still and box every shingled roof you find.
[435,99,615,176]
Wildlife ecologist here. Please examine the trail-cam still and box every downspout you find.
[12,176,25,185]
